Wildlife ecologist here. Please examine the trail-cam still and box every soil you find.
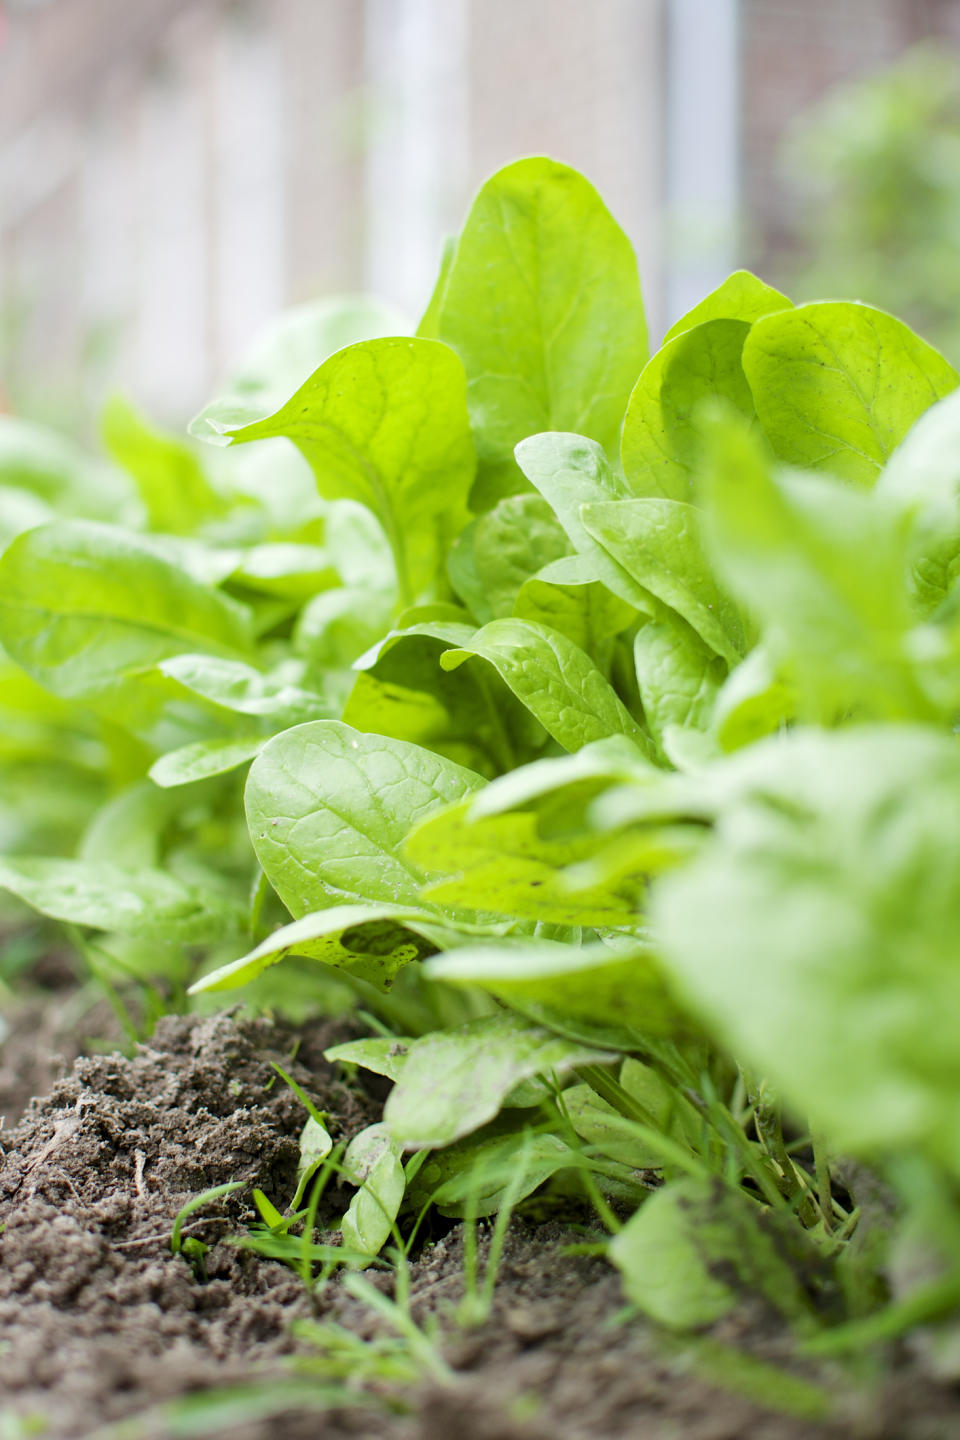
[0,1003,958,1440]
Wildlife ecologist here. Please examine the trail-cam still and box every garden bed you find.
[0,1006,953,1440]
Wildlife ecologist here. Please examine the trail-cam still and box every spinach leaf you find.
[437,158,648,503]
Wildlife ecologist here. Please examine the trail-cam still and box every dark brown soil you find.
[0,1007,958,1440]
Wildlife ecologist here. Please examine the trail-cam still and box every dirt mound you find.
[0,1011,375,1437]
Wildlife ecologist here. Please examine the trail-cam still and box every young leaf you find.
[513,555,637,671]
[190,296,407,439]
[190,903,446,995]
[440,618,653,756]
[384,1010,615,1150]
[149,736,267,789]
[225,338,475,605]
[581,499,745,664]
[438,158,647,501]
[244,720,483,915]
[446,492,571,622]
[743,302,959,486]
[0,521,252,699]
[620,319,758,503]
[633,615,727,766]
[324,1036,414,1084]
[515,433,651,612]
[876,387,960,614]
[662,269,792,344]
[340,1123,406,1259]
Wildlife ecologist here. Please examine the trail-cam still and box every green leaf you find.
[0,856,243,942]
[149,736,267,789]
[190,903,445,995]
[190,296,407,439]
[653,726,960,1171]
[341,1123,406,1259]
[158,655,328,726]
[0,415,136,523]
[0,522,252,700]
[226,338,475,605]
[742,302,959,486]
[324,1036,414,1084]
[663,269,792,344]
[417,234,457,340]
[290,1114,334,1211]
[610,1179,809,1329]
[633,615,726,766]
[407,1125,575,1217]
[423,939,681,1033]
[446,493,571,622]
[244,720,483,915]
[406,799,643,926]
[581,499,745,663]
[384,1011,615,1150]
[513,555,637,670]
[515,433,651,611]
[438,158,648,500]
[101,395,225,535]
[699,414,922,720]
[440,617,653,756]
[621,319,758,503]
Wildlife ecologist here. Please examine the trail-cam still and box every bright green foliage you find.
[4,157,960,1356]
[228,338,475,605]
[742,301,958,484]
[436,157,648,502]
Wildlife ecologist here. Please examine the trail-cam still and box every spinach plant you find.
[2,155,960,1363]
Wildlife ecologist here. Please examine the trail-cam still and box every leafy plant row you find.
[3,157,960,1356]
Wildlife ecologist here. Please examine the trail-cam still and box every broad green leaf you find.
[440,618,653,756]
[190,296,407,439]
[663,269,792,344]
[384,1010,615,1150]
[654,726,960,1171]
[0,522,252,699]
[0,856,244,942]
[467,735,656,820]
[226,338,475,605]
[149,736,266,789]
[159,655,328,725]
[610,1178,813,1329]
[561,1084,663,1167]
[515,433,651,611]
[190,903,445,995]
[699,415,923,720]
[446,493,571,623]
[244,720,483,915]
[742,302,959,486]
[406,800,643,926]
[633,615,726,766]
[621,319,758,502]
[101,395,225,534]
[424,940,681,1033]
[582,499,745,664]
[438,158,648,501]
[324,1035,414,1084]
[340,1123,405,1259]
[514,555,637,670]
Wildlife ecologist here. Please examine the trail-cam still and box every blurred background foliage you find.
[779,42,960,363]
